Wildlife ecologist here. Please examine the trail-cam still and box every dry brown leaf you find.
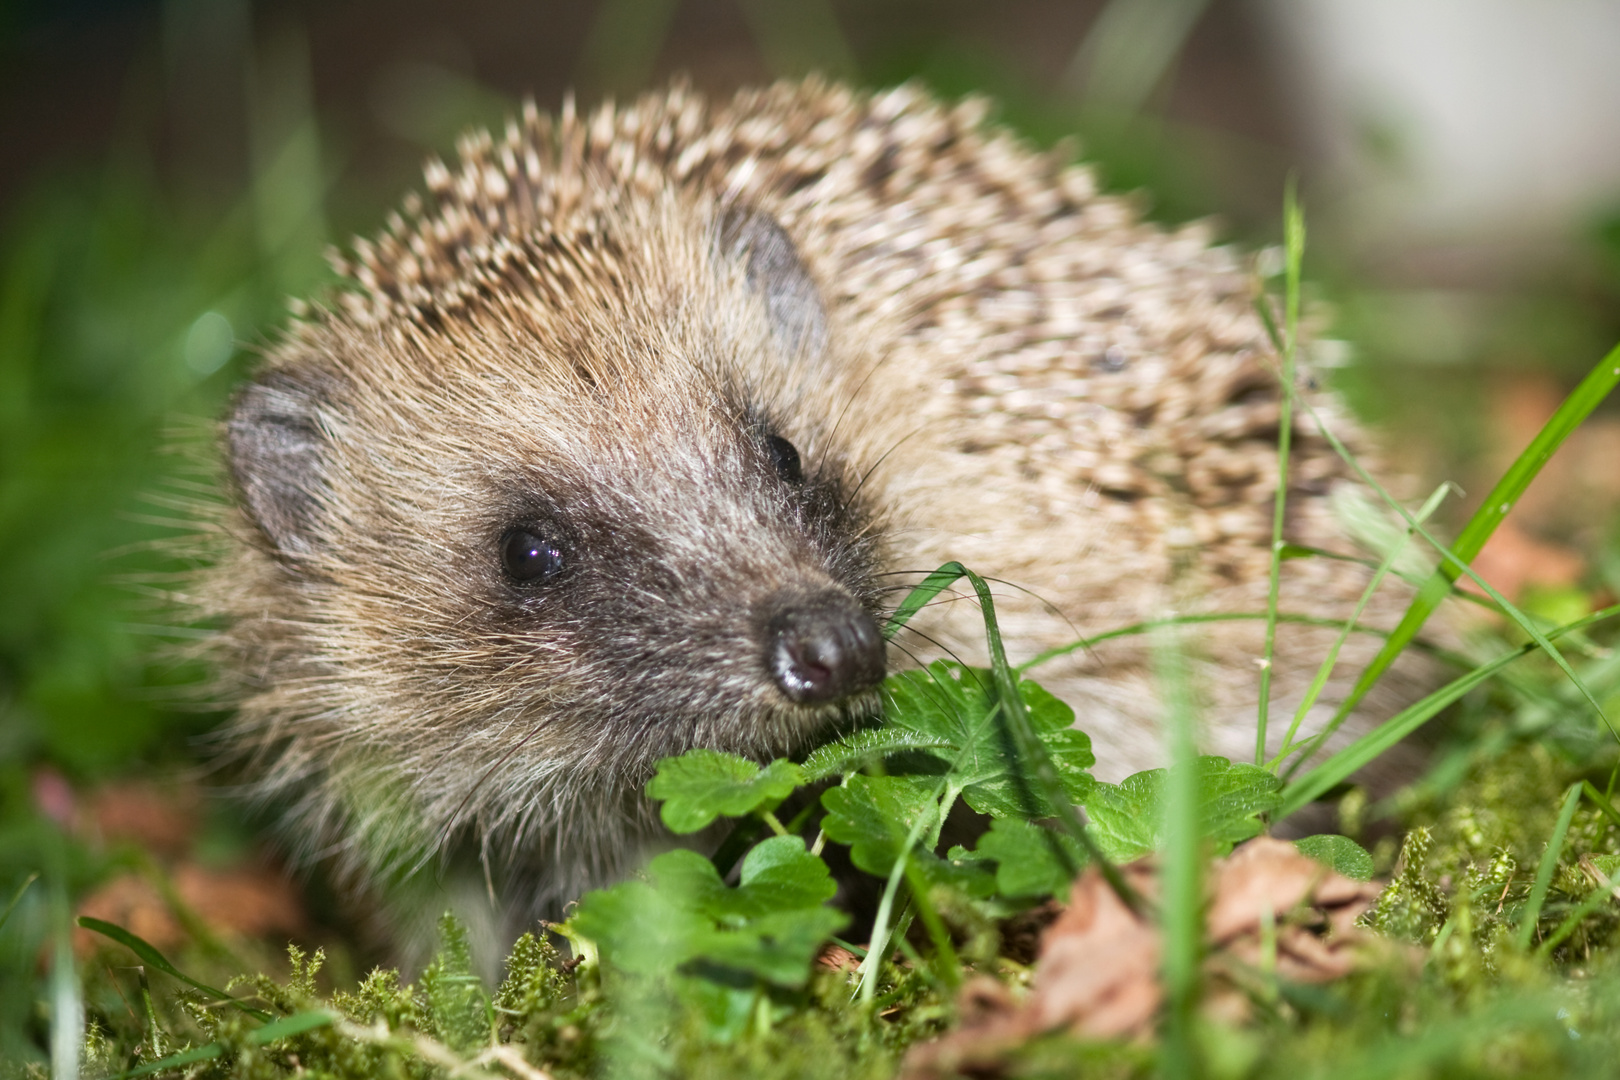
[1031,861,1163,1039]
[73,861,306,958]
[815,943,861,975]
[85,782,201,858]
[1468,519,1584,600]
[74,874,184,957]
[902,838,1384,1077]
[174,863,306,940]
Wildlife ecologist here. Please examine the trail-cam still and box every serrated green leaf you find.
[800,726,954,781]
[820,774,944,877]
[1293,835,1375,881]
[913,847,1000,899]
[1085,757,1282,861]
[973,816,1089,899]
[646,749,804,833]
[963,726,1096,818]
[882,661,1096,818]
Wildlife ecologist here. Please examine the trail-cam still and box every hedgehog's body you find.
[212,80,1407,959]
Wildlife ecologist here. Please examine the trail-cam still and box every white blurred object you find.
[1258,0,1620,260]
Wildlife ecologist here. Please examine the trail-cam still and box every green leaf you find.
[1084,757,1281,861]
[727,833,841,914]
[1293,835,1375,881]
[972,817,1088,899]
[820,774,944,877]
[76,916,272,1020]
[882,561,968,638]
[568,836,845,991]
[0,873,35,936]
[916,848,1001,900]
[881,661,1096,818]
[799,726,954,782]
[646,750,804,833]
[694,906,849,987]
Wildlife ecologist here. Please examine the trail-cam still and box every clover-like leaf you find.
[568,836,845,991]
[646,750,804,833]
[694,906,849,987]
[1085,756,1282,862]
[972,816,1089,899]
[820,774,944,877]
[1294,834,1375,882]
[568,865,711,977]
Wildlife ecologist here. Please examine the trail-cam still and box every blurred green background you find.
[2,0,1619,1066]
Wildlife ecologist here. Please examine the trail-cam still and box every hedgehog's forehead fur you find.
[260,191,885,757]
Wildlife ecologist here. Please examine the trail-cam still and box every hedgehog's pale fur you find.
[210,78,1419,961]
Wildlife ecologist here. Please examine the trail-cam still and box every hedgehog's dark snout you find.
[762,593,886,704]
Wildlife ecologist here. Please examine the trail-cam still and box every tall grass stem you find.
[1255,178,1303,766]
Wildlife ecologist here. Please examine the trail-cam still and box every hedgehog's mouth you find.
[759,589,886,706]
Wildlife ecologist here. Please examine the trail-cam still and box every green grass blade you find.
[107,1011,335,1080]
[77,916,272,1021]
[1327,339,1620,734]
[902,860,962,992]
[963,569,1146,914]
[1256,177,1304,766]
[51,885,82,1080]
[1536,858,1620,958]
[1581,781,1620,832]
[1516,783,1583,950]
[882,562,967,640]
[1268,483,1452,769]
[1267,351,1620,778]
[112,1043,224,1080]
[854,806,938,1004]
[0,872,36,936]
[1276,603,1620,819]
[1157,627,1203,1075]
[1019,611,1397,673]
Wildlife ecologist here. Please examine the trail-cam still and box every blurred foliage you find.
[0,5,336,1059]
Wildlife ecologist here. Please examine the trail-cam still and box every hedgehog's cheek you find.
[760,591,885,705]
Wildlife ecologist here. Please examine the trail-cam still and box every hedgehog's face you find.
[221,204,888,797]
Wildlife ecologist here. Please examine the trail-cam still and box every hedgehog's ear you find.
[715,205,828,360]
[225,367,333,558]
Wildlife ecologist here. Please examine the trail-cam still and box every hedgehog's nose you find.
[764,596,886,704]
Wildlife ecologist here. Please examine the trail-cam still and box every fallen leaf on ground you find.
[815,943,861,975]
[903,838,1382,1078]
[1468,519,1584,601]
[85,782,201,858]
[73,861,305,958]
[74,874,184,957]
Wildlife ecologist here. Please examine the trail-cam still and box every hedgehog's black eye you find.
[764,434,803,484]
[501,528,565,584]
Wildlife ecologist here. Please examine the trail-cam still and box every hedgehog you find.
[208,78,1418,963]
